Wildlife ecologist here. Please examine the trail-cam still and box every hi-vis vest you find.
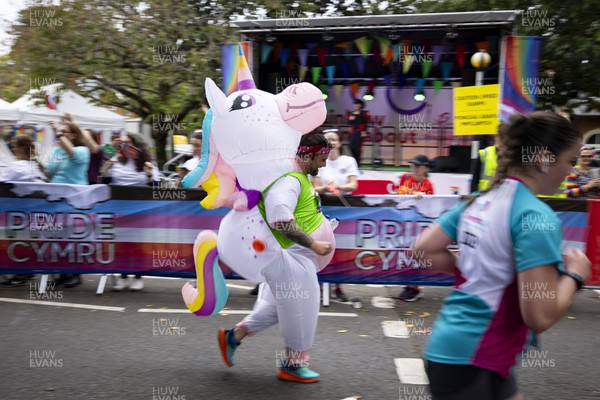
[258,172,325,249]
[478,146,498,191]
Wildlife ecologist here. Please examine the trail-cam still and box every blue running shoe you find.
[277,364,320,383]
[218,328,240,367]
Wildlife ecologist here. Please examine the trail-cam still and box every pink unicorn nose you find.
[274,83,327,133]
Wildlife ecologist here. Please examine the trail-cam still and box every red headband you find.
[297,145,331,155]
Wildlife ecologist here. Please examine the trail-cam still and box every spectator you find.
[100,133,159,186]
[0,136,46,182]
[346,99,369,165]
[312,129,358,302]
[397,154,434,302]
[45,121,90,185]
[100,133,159,291]
[564,146,600,198]
[470,124,506,193]
[313,129,359,195]
[83,129,104,184]
[102,133,122,160]
[0,136,43,286]
[178,132,202,187]
[45,121,90,288]
[397,154,434,197]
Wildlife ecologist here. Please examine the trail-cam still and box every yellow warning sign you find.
[453,84,500,135]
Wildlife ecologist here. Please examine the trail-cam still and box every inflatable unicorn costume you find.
[181,45,335,382]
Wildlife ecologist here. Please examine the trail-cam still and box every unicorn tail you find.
[181,231,228,316]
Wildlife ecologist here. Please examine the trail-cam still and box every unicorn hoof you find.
[181,282,199,305]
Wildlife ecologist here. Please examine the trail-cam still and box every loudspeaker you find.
[449,146,472,173]
[432,156,458,172]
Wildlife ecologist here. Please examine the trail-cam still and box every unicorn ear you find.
[205,78,226,117]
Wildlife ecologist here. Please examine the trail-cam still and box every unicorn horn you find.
[237,43,256,91]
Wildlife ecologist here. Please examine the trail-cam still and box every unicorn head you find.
[183,44,326,206]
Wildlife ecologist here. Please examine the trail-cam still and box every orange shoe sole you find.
[276,370,319,383]
[218,328,233,368]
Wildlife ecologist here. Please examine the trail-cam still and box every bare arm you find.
[518,248,591,334]
[57,136,75,157]
[100,159,116,177]
[81,129,101,154]
[412,223,456,274]
[337,175,358,193]
[273,220,332,256]
[311,176,328,194]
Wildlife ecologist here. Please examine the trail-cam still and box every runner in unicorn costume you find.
[181,45,335,383]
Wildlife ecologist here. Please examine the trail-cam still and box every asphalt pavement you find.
[1,276,599,400]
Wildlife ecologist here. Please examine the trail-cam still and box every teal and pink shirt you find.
[424,177,564,377]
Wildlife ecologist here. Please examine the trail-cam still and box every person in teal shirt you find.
[412,112,591,400]
[46,121,90,185]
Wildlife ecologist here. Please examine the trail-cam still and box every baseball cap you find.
[408,154,431,166]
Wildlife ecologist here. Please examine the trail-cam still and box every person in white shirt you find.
[312,129,359,302]
[1,136,45,286]
[100,133,159,291]
[312,129,359,195]
[101,133,159,186]
[0,136,46,182]
[178,132,202,186]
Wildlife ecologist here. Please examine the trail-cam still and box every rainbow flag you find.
[500,36,543,121]
[221,42,253,95]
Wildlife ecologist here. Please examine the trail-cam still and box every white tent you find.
[12,85,126,131]
[0,98,19,121]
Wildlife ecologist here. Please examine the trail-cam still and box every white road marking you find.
[394,358,429,384]
[318,312,359,317]
[137,308,358,317]
[225,284,255,290]
[0,297,125,312]
[371,296,396,309]
[382,320,410,338]
[594,290,600,296]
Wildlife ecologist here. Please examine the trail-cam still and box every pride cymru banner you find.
[0,183,596,286]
